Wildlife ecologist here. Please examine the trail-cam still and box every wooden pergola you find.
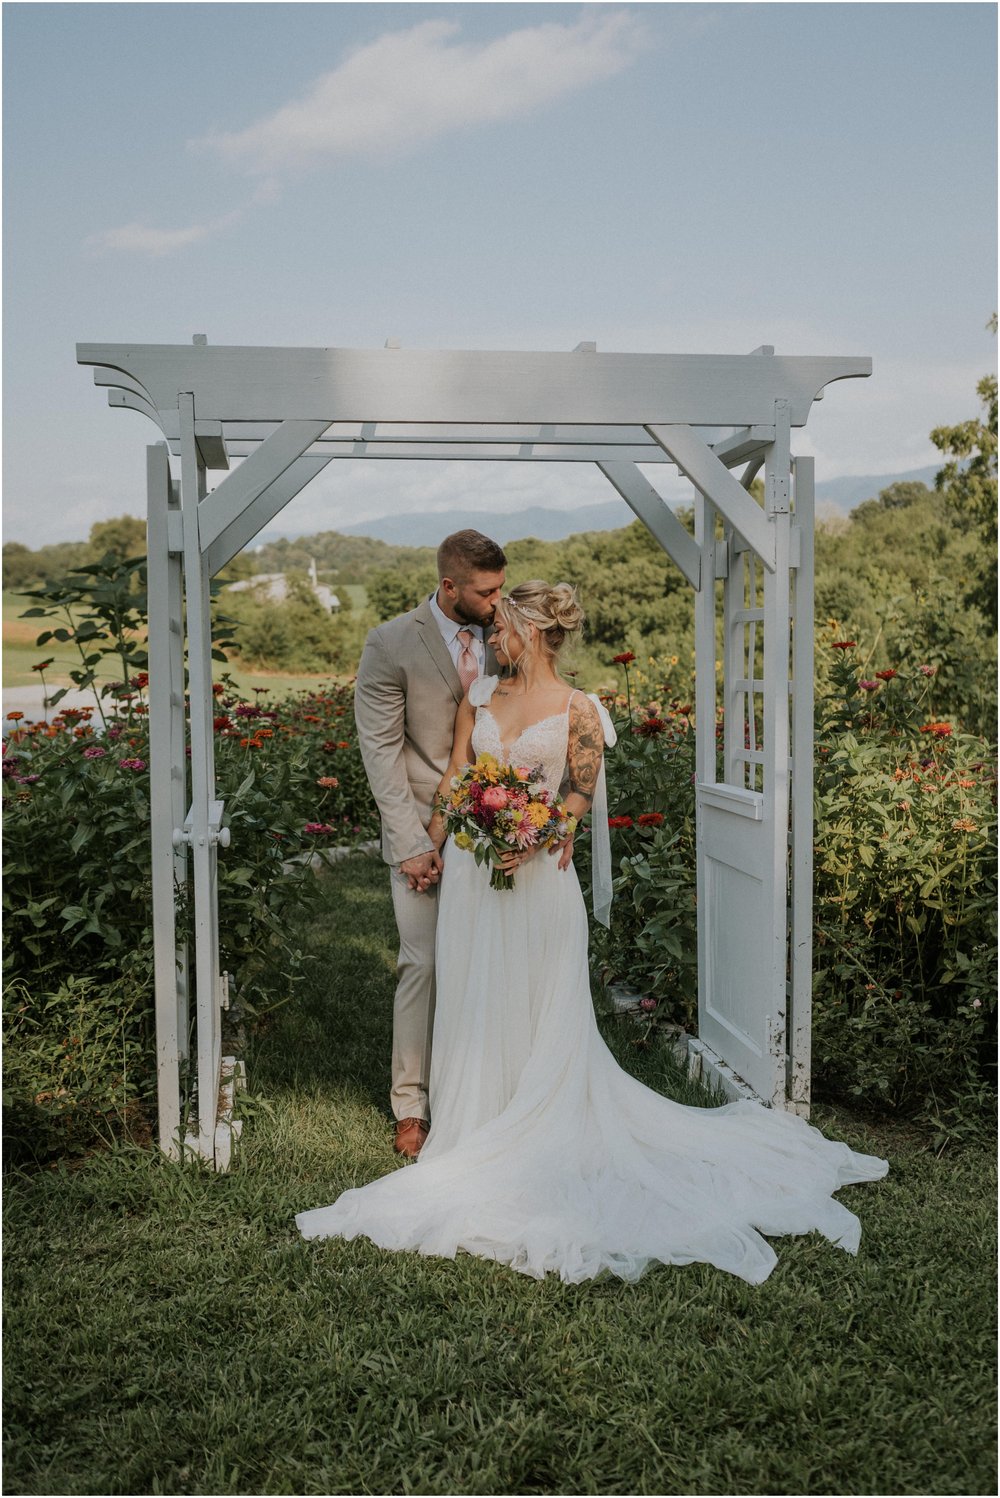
[77,338,871,1166]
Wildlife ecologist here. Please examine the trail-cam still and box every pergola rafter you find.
[78,338,871,1166]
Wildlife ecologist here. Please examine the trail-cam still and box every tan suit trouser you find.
[388,868,438,1122]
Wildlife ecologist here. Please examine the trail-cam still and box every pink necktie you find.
[456,628,478,693]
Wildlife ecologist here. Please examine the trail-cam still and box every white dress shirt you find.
[428,591,486,678]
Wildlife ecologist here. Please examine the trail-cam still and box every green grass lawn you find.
[3,854,996,1496]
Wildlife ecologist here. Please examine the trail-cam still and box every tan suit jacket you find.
[354,596,497,866]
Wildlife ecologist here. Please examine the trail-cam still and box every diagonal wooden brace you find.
[196,419,330,555]
[596,460,701,589]
[645,423,776,571]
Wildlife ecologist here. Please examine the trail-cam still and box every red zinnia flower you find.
[635,717,667,737]
[831,641,857,650]
[874,669,897,680]
[612,652,636,665]
[608,815,633,829]
[638,812,664,827]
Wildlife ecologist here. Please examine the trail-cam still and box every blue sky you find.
[3,1,996,547]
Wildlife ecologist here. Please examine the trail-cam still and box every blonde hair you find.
[494,580,584,668]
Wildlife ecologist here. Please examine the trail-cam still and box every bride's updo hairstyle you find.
[495,580,585,669]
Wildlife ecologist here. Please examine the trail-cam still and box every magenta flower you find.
[83,746,106,759]
[639,997,658,1013]
[303,822,337,835]
[118,758,147,771]
[858,680,879,692]
[918,664,936,677]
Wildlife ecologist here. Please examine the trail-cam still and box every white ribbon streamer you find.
[585,694,618,928]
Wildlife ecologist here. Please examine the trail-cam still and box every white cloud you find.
[85,209,243,258]
[194,12,645,176]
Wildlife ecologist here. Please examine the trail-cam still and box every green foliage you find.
[366,563,438,621]
[3,538,88,593]
[18,553,152,727]
[3,975,151,1164]
[575,672,699,1028]
[2,675,382,1157]
[811,647,996,1142]
[814,480,996,736]
[3,561,382,1157]
[223,578,373,673]
[582,649,996,1139]
[85,514,147,561]
[252,530,436,589]
[931,353,998,627]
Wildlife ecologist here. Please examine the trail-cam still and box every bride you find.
[297,581,888,1284]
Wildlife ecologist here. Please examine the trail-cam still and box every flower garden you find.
[4,626,995,1164]
[3,669,379,1161]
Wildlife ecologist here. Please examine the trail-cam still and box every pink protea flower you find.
[481,786,508,811]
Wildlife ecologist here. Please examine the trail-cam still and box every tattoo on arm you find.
[568,698,603,805]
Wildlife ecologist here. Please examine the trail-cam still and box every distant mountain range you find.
[322,465,941,548]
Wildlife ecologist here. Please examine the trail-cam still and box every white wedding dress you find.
[297,677,888,1284]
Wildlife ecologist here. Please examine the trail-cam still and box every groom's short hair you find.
[437,530,507,582]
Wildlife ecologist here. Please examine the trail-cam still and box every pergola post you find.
[178,393,227,1161]
[146,443,189,1156]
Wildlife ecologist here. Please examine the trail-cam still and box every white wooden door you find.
[693,453,804,1107]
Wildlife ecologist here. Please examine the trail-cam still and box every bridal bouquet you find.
[439,753,577,891]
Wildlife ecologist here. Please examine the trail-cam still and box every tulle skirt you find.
[296,844,887,1284]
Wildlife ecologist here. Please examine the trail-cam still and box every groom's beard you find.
[453,600,496,629]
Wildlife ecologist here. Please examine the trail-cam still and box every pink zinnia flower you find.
[918,664,936,677]
[118,758,147,771]
[83,746,106,759]
[858,680,879,692]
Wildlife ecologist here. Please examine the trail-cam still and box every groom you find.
[354,529,507,1158]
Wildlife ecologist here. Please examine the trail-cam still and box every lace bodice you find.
[469,676,570,795]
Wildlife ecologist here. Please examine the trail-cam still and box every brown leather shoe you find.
[393,1117,429,1158]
